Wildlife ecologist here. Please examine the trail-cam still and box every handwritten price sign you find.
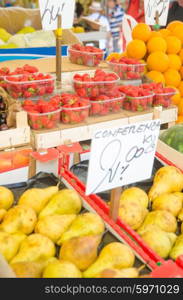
[86,120,160,195]
[39,0,75,30]
[144,0,170,26]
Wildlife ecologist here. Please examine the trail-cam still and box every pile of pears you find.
[0,184,144,278]
[117,166,183,259]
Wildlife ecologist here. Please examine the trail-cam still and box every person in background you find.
[107,0,124,53]
[74,2,84,24]
[87,1,110,50]
[167,0,183,24]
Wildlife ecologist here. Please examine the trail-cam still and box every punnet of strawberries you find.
[5,73,55,99]
[90,87,125,116]
[73,69,119,98]
[141,83,176,108]
[22,97,61,130]
[0,64,39,89]
[119,85,154,112]
[60,93,90,124]
[107,57,146,80]
[69,44,104,67]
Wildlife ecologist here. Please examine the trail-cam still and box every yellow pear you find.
[149,166,183,201]
[152,192,183,217]
[0,209,6,222]
[39,189,82,218]
[120,187,149,208]
[19,186,58,214]
[43,260,82,278]
[11,234,56,264]
[139,225,177,258]
[0,232,26,262]
[60,235,102,271]
[83,242,135,278]
[0,186,14,210]
[0,205,37,234]
[11,261,43,278]
[35,214,76,243]
[178,209,183,221]
[138,210,177,233]
[57,213,105,245]
[170,234,183,260]
[119,201,148,230]
[96,267,139,278]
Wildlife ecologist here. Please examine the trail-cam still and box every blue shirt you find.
[108,5,124,39]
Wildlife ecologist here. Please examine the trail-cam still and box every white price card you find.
[86,120,161,195]
[39,0,75,31]
[144,0,170,26]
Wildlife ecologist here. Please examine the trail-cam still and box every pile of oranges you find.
[125,21,183,123]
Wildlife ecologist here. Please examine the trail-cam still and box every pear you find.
[0,209,6,222]
[120,187,149,208]
[178,209,183,221]
[170,234,183,260]
[119,201,148,230]
[96,267,139,278]
[11,233,56,264]
[0,205,37,235]
[83,242,135,278]
[11,261,43,278]
[149,166,183,201]
[139,225,177,258]
[35,214,76,243]
[39,189,82,218]
[152,192,183,217]
[0,186,14,210]
[138,210,177,233]
[43,260,82,278]
[0,232,26,262]
[19,185,58,214]
[60,235,102,271]
[57,213,105,245]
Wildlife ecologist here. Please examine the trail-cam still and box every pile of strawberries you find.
[108,57,146,80]
[73,69,119,98]
[22,98,61,130]
[119,85,154,112]
[5,73,55,99]
[141,83,176,108]
[69,44,104,67]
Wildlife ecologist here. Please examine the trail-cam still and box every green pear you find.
[0,186,14,210]
[152,192,183,217]
[35,214,76,243]
[120,187,149,208]
[57,213,105,245]
[83,242,135,278]
[0,231,26,262]
[0,209,6,222]
[43,260,82,278]
[19,186,59,214]
[96,267,139,278]
[170,234,183,260]
[11,233,56,264]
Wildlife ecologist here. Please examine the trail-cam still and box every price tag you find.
[39,0,75,30]
[144,0,170,26]
[86,120,160,195]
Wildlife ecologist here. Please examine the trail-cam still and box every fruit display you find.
[22,99,61,130]
[73,69,120,98]
[0,183,148,278]
[119,85,154,112]
[69,44,104,67]
[0,148,31,173]
[0,95,8,131]
[160,125,183,153]
[5,73,55,99]
[107,56,146,80]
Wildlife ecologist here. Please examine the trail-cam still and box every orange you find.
[180,66,183,79]
[179,49,183,63]
[147,37,167,53]
[178,81,183,96]
[126,39,147,59]
[147,51,169,72]
[149,31,162,38]
[171,23,183,43]
[178,99,183,115]
[106,53,122,60]
[164,69,181,87]
[166,36,182,54]
[146,71,165,84]
[167,21,183,32]
[167,86,181,105]
[168,54,182,70]
[132,23,151,42]
[176,115,183,123]
[159,29,171,38]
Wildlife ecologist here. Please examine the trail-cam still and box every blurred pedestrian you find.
[167,0,183,24]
